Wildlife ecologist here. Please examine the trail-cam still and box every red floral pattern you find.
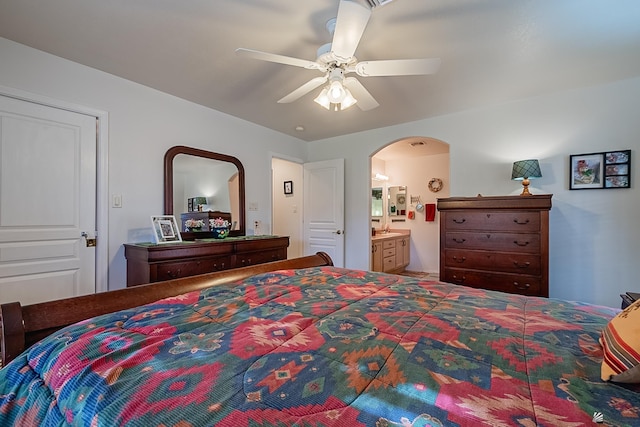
[1,267,637,426]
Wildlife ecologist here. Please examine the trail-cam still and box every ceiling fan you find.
[235,0,441,111]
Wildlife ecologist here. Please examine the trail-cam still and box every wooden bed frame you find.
[0,252,333,368]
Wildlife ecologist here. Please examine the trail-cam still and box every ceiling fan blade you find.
[355,58,442,77]
[235,48,323,70]
[278,76,328,103]
[343,77,379,111]
[331,0,371,62]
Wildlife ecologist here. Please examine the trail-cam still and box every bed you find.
[1,252,638,426]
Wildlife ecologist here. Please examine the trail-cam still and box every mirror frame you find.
[388,185,407,218]
[164,145,246,239]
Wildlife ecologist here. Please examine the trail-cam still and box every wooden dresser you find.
[124,236,289,286]
[437,195,552,297]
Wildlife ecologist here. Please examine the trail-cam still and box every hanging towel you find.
[426,203,436,222]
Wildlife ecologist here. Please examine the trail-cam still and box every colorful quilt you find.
[1,267,639,426]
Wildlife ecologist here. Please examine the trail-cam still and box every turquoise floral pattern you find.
[1,267,637,426]
[169,332,225,354]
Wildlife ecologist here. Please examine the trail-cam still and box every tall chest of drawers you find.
[437,195,552,297]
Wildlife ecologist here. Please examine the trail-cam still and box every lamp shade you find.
[193,197,207,205]
[314,82,357,111]
[511,159,542,180]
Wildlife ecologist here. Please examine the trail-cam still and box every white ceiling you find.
[2,0,640,142]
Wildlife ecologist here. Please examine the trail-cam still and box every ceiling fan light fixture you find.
[314,88,331,110]
[340,88,357,109]
[237,0,440,113]
[314,84,357,111]
[327,80,346,103]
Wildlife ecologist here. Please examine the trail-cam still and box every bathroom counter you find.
[371,230,410,273]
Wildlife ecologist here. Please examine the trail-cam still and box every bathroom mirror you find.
[388,186,407,217]
[164,146,245,239]
[372,187,384,218]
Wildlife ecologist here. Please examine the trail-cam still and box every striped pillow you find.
[600,299,640,383]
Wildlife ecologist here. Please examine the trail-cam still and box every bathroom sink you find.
[376,232,402,237]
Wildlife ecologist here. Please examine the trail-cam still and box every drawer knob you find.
[513,218,530,225]
[513,261,531,268]
[453,238,466,244]
[451,274,466,283]
[452,256,466,263]
[513,240,530,247]
[452,218,466,224]
[513,282,531,290]
[166,269,181,279]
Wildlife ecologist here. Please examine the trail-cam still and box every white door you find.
[303,159,344,267]
[0,95,97,305]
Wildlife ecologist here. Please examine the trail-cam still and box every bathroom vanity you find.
[371,230,410,273]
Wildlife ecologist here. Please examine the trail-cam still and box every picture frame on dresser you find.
[151,215,182,244]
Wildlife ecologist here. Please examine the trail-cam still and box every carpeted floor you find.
[398,270,431,279]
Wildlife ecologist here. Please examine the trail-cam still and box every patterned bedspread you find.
[1,267,639,426]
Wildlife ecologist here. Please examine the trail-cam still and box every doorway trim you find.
[0,85,109,293]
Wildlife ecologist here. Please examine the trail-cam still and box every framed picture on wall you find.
[284,180,293,195]
[569,149,631,190]
[604,150,631,188]
[151,215,182,244]
[569,152,604,190]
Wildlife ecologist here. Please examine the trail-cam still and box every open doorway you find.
[371,137,450,276]
[271,157,303,259]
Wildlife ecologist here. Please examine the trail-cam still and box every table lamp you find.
[511,159,541,196]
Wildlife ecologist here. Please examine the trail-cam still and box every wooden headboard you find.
[0,252,333,367]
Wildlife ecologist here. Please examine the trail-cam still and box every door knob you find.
[81,231,97,247]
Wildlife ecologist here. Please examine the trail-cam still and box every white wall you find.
[271,158,303,258]
[309,76,640,308]
[0,37,308,291]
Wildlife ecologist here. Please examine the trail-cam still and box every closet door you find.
[0,95,97,304]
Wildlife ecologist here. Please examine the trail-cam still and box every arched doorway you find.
[370,136,450,276]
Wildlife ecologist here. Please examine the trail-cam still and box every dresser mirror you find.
[388,185,407,217]
[164,146,245,239]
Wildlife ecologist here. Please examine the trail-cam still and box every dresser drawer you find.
[234,249,285,268]
[155,256,232,281]
[444,249,541,275]
[443,231,540,253]
[125,237,290,286]
[444,211,540,232]
[443,268,542,296]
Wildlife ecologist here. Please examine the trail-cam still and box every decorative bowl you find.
[211,226,230,239]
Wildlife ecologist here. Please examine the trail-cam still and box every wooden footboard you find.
[0,252,333,367]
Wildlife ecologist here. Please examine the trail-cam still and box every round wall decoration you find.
[428,178,444,193]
